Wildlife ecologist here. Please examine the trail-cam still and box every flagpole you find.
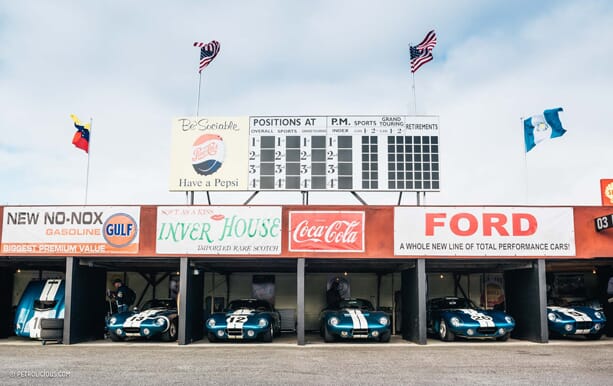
[410,44,419,205]
[520,116,529,204]
[84,117,92,205]
[196,72,202,117]
[411,71,417,114]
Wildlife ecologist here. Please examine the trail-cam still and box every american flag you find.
[193,40,220,73]
[409,30,437,73]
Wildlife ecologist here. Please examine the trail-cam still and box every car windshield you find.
[339,299,374,311]
[226,299,272,312]
[141,299,176,311]
[34,300,57,311]
[439,298,473,309]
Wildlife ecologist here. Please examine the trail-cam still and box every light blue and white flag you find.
[523,107,566,152]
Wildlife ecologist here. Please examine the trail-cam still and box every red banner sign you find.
[601,179,613,206]
[288,211,365,252]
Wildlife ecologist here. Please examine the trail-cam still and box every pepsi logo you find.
[192,134,225,176]
[103,213,138,248]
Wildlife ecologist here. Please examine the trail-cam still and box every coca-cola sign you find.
[289,211,365,252]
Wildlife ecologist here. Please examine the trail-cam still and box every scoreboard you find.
[248,115,440,192]
[169,115,440,192]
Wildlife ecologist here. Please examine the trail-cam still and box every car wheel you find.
[108,331,123,342]
[207,332,218,342]
[323,326,335,343]
[379,330,391,343]
[261,325,273,343]
[585,332,603,340]
[161,319,178,342]
[496,333,510,341]
[439,319,455,341]
[548,330,561,340]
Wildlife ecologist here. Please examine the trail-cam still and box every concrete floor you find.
[1,334,612,385]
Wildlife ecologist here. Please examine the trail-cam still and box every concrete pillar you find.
[178,258,204,345]
[297,258,305,345]
[0,268,14,338]
[64,257,106,344]
[401,259,427,344]
[504,259,548,343]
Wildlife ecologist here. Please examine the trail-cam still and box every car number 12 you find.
[227,315,248,323]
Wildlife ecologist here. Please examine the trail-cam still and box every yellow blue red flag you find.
[71,114,90,153]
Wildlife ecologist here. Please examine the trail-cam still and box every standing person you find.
[109,278,136,313]
[326,278,342,310]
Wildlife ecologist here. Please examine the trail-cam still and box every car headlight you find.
[594,311,603,319]
[564,324,573,332]
[109,317,117,325]
[258,318,268,327]
[505,316,514,324]
[547,313,556,322]
[207,319,216,328]
[155,317,165,326]
[329,317,339,326]
[379,317,389,326]
[450,317,461,327]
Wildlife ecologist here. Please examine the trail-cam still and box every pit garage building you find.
[1,204,612,345]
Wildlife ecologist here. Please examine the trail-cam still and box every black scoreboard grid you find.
[248,115,440,192]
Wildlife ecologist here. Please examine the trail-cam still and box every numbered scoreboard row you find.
[247,133,440,191]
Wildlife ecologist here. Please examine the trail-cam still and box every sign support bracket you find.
[350,191,367,205]
[243,191,259,205]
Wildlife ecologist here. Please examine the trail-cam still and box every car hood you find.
[325,308,385,318]
[110,307,176,324]
[547,306,605,321]
[443,308,510,322]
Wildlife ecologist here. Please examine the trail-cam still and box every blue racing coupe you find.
[106,298,178,342]
[14,279,65,340]
[427,297,515,341]
[547,304,606,339]
[206,299,281,342]
[319,298,391,342]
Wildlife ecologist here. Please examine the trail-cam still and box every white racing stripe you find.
[123,309,164,329]
[550,306,592,334]
[40,280,61,301]
[226,309,254,331]
[28,310,54,339]
[28,280,63,339]
[345,309,368,330]
[460,309,495,328]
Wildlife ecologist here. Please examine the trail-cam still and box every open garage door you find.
[68,257,180,344]
[426,259,545,343]
[0,258,66,341]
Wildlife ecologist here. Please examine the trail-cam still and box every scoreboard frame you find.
[169,115,441,193]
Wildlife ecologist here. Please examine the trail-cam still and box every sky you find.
[1,0,612,207]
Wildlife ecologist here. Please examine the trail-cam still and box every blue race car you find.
[206,299,281,342]
[427,297,515,341]
[547,305,606,340]
[106,298,178,342]
[14,279,65,340]
[319,298,391,342]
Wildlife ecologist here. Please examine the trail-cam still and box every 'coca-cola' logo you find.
[293,220,360,244]
[289,211,365,252]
